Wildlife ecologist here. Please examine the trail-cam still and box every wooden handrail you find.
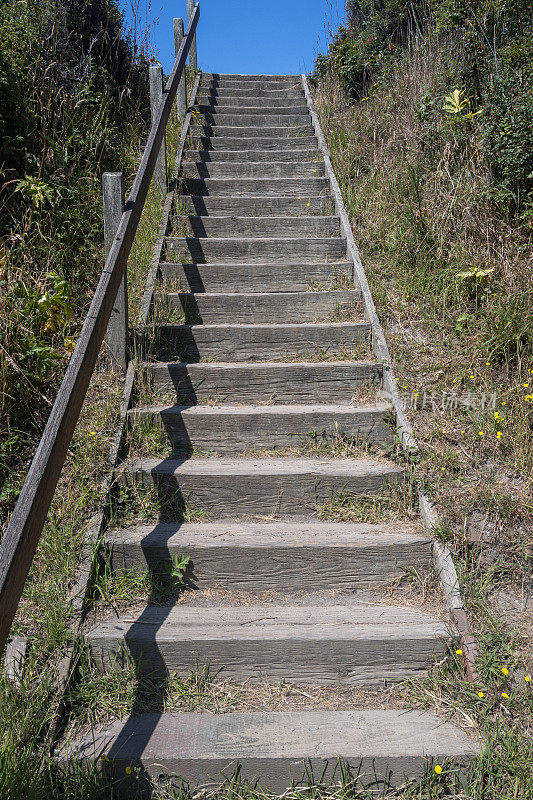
[0,4,200,655]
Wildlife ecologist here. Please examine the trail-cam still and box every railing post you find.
[149,65,168,195]
[187,0,198,70]
[174,18,187,118]
[102,172,128,372]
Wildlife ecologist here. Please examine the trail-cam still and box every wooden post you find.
[187,0,197,70]
[149,65,168,194]
[103,172,128,372]
[174,18,187,118]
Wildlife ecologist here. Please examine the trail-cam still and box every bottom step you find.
[70,710,476,791]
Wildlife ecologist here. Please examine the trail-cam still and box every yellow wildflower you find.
[501,692,509,699]
[478,691,484,698]
[501,667,509,675]
[525,395,533,402]
[125,766,132,775]
[525,675,531,683]
[496,431,503,438]
[434,764,443,775]
[478,431,484,436]
[456,649,463,655]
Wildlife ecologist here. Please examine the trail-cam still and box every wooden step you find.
[190,125,314,138]
[183,148,318,162]
[157,290,360,323]
[145,360,382,403]
[119,457,403,517]
[107,521,431,590]
[181,161,325,179]
[160,259,353,292]
[181,176,328,197]
[165,237,345,264]
[197,87,305,99]
[152,321,371,362]
[188,136,318,151]
[68,709,476,791]
[172,216,340,238]
[196,95,305,107]
[196,113,311,127]
[128,402,391,451]
[196,103,310,116]
[173,196,332,216]
[86,603,448,684]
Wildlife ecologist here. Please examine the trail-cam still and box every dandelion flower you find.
[525,675,531,683]
[434,765,442,775]
[501,667,509,675]
[456,649,463,655]
[441,467,445,471]
[469,374,475,379]
[501,692,509,699]
[478,431,484,436]
[496,431,503,438]
[523,383,529,388]
[525,395,533,402]
[501,401,506,405]
[478,691,484,698]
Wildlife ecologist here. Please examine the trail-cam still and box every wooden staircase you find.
[72,73,475,791]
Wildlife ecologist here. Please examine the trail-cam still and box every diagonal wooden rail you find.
[0,4,200,656]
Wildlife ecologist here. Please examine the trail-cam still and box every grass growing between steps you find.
[312,39,533,799]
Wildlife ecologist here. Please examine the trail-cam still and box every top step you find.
[202,74,300,81]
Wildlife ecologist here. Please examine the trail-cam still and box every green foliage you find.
[314,0,533,216]
[0,0,150,511]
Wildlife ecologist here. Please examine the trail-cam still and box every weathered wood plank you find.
[152,321,371,362]
[160,290,361,323]
[160,258,353,292]
[68,709,477,791]
[146,360,382,403]
[120,456,404,517]
[107,521,431,590]
[88,603,448,684]
[165,236,345,264]
[128,402,391,450]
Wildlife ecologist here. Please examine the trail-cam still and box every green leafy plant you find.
[443,89,482,121]
[165,553,191,586]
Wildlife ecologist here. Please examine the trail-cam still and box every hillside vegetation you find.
[312,0,532,796]
[0,0,150,518]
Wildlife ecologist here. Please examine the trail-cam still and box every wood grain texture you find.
[172,193,331,214]
[165,236,345,264]
[120,456,404,516]
[153,321,371,362]
[188,136,318,151]
[189,125,315,138]
[128,402,391,450]
[147,360,382,403]
[172,216,339,238]
[183,148,318,163]
[197,104,310,116]
[181,176,327,197]
[196,96,305,107]
[107,520,431,590]
[181,161,325,179]
[88,603,448,683]
[160,258,353,292]
[161,290,361,324]
[68,710,476,791]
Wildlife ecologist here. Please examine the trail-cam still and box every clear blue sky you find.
[123,0,344,75]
